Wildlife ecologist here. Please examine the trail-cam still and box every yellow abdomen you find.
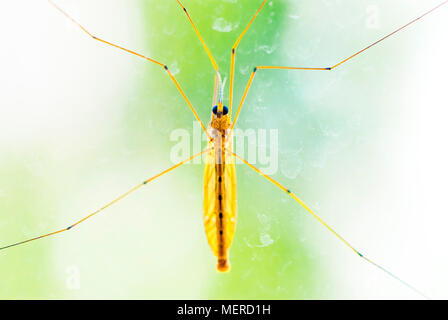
[203,144,237,272]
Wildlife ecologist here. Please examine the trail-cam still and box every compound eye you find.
[213,106,229,115]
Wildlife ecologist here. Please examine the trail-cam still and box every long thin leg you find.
[0,149,209,251]
[228,0,267,117]
[231,66,329,129]
[231,0,448,129]
[330,0,448,70]
[48,0,209,137]
[175,0,219,72]
[230,67,257,130]
[256,0,448,71]
[230,150,429,299]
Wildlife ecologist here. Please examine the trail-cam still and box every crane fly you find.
[1,0,447,298]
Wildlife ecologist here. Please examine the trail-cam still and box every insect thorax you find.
[208,125,233,153]
[210,115,231,131]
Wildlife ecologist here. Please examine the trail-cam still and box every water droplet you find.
[169,60,180,75]
[257,233,274,247]
[212,18,235,33]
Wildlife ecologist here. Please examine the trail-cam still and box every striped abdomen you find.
[203,137,237,272]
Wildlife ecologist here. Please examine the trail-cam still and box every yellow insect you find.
[1,0,447,298]
[202,73,236,272]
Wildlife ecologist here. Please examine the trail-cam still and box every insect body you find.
[204,77,236,272]
[1,0,448,298]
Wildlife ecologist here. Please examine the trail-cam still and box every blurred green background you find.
[0,0,448,299]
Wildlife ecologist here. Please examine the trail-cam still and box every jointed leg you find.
[0,149,209,251]
[230,150,428,299]
[255,1,448,72]
[230,67,256,130]
[176,0,219,72]
[48,0,209,137]
[330,0,448,70]
[231,0,448,128]
[229,0,267,117]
